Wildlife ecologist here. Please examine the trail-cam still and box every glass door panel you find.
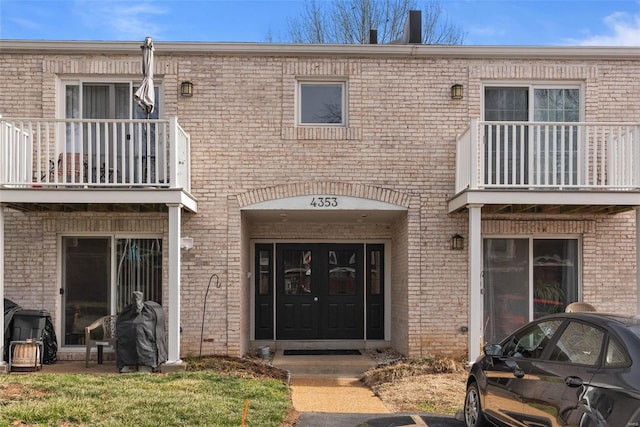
[483,238,529,343]
[328,249,357,295]
[62,237,110,346]
[533,239,578,318]
[366,244,384,339]
[532,88,580,186]
[484,87,529,185]
[115,238,162,312]
[254,244,274,340]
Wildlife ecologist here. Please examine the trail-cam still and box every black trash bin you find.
[11,309,49,341]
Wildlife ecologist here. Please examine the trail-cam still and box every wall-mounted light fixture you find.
[180,236,194,250]
[180,81,193,97]
[451,234,464,250]
[451,84,464,100]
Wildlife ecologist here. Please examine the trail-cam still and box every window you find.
[483,85,581,186]
[548,321,604,365]
[503,319,563,359]
[604,336,630,367]
[299,82,345,125]
[484,238,579,343]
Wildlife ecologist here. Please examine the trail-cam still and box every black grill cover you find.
[116,292,167,369]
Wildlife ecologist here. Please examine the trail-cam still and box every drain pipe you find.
[199,273,221,357]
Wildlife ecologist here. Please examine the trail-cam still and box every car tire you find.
[464,382,487,427]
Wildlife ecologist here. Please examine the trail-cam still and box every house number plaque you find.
[309,196,339,208]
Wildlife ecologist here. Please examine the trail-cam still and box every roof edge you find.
[2,40,640,59]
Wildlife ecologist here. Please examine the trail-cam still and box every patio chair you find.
[85,315,117,368]
[565,302,596,313]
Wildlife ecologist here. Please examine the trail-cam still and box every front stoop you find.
[271,350,377,378]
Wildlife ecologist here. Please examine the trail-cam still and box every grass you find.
[0,357,292,427]
[361,354,468,415]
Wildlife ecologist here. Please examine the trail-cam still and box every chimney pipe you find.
[389,10,422,44]
[369,29,378,44]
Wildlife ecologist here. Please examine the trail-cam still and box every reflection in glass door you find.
[483,238,579,343]
[62,237,110,346]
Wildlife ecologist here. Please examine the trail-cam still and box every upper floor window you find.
[298,81,346,125]
[63,81,160,121]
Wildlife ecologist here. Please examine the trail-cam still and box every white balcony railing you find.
[456,119,640,194]
[0,118,190,192]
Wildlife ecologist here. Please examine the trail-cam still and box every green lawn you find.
[0,369,291,427]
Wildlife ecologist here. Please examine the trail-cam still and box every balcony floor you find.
[448,189,640,214]
[0,187,198,213]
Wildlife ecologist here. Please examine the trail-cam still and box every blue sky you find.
[1,0,639,45]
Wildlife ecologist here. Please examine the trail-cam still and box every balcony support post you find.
[637,207,640,315]
[468,203,483,363]
[166,203,183,365]
[0,207,5,370]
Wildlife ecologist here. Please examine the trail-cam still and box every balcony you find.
[449,119,640,214]
[0,118,196,213]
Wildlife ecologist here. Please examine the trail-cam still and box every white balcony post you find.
[470,119,479,190]
[468,203,483,363]
[0,207,5,369]
[169,117,179,188]
[166,203,182,364]
[637,207,640,315]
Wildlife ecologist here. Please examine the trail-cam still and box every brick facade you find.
[1,42,638,360]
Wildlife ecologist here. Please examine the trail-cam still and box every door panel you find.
[62,237,110,346]
[366,245,385,339]
[254,244,274,339]
[277,245,319,340]
[276,243,364,340]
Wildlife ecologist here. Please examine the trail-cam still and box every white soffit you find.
[242,195,407,211]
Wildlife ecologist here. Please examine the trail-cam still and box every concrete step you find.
[271,350,377,378]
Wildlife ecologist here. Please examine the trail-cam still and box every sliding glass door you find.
[483,238,579,343]
[62,236,162,346]
[484,85,581,187]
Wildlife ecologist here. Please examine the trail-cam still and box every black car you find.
[464,312,640,427]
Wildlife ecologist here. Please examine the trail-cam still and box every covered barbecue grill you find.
[116,291,167,372]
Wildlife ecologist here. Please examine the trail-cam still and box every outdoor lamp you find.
[451,84,464,100]
[451,234,464,250]
[181,81,193,97]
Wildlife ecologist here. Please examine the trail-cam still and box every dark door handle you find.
[513,368,525,379]
[565,376,583,388]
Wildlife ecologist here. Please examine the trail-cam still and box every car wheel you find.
[464,382,487,427]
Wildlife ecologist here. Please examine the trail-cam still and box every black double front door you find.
[276,243,364,340]
[254,242,384,341]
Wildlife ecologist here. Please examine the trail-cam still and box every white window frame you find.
[482,234,582,342]
[481,81,585,122]
[296,79,347,127]
[58,78,163,120]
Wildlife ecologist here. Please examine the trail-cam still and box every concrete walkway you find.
[271,350,390,413]
[271,350,465,427]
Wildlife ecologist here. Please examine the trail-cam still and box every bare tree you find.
[287,0,464,45]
